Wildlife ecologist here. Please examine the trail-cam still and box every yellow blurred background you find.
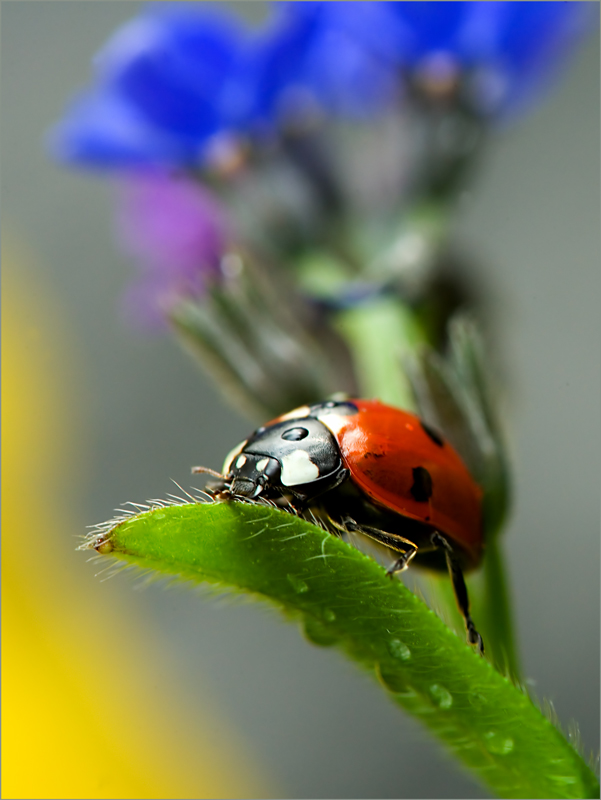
[2,238,273,799]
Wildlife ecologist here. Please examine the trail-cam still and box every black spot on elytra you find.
[363,451,385,460]
[420,420,444,447]
[411,466,433,502]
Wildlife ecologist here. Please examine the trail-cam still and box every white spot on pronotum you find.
[280,450,320,486]
[222,441,246,474]
[256,458,270,472]
[235,455,247,469]
[278,405,310,422]
[317,413,351,437]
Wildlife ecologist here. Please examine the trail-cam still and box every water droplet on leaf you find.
[387,639,411,661]
[287,573,309,594]
[484,731,514,755]
[468,692,486,710]
[429,684,453,709]
[302,616,338,647]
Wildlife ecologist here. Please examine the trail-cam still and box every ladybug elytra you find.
[195,398,484,651]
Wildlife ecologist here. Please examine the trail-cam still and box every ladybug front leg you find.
[340,517,419,573]
[431,532,484,654]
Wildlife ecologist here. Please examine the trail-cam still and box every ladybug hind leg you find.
[431,532,484,654]
[340,517,419,573]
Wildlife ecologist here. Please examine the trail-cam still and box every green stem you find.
[476,537,521,683]
[335,298,426,409]
[86,501,598,800]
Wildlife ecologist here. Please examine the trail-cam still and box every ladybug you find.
[195,398,484,651]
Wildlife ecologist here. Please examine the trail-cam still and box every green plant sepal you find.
[87,501,599,800]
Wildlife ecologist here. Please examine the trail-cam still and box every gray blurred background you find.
[3,3,599,797]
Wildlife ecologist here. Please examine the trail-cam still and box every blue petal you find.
[289,1,594,117]
[238,4,323,126]
[244,3,397,123]
[51,3,251,168]
[48,89,195,168]
[94,7,245,138]
[462,1,595,115]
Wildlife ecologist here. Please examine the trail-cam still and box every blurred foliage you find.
[1,246,273,799]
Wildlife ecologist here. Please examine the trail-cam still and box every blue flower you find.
[238,3,398,123]
[50,4,250,168]
[290,1,593,117]
[50,1,592,171]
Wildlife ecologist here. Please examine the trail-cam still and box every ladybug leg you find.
[341,517,419,574]
[431,532,484,654]
[385,547,419,575]
[287,467,351,516]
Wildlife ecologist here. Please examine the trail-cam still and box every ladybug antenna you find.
[191,465,226,479]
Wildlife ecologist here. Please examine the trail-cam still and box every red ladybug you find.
[196,398,484,651]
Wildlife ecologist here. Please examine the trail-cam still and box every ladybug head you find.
[223,417,343,500]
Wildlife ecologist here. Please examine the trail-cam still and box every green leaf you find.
[86,501,598,800]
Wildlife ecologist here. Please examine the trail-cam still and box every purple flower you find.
[116,171,230,327]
